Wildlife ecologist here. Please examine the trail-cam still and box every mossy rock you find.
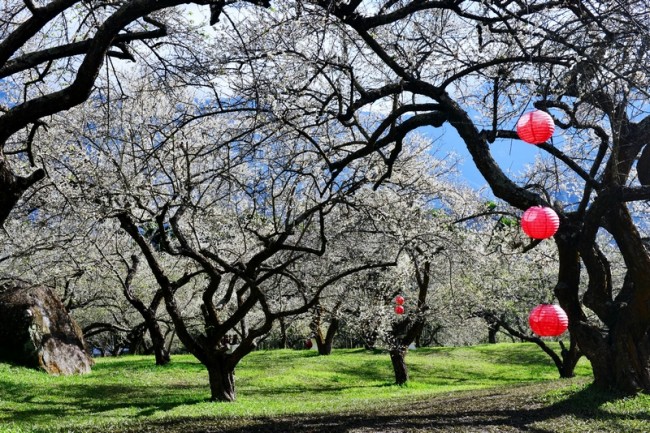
[0,283,93,375]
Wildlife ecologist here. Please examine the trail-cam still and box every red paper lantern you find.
[516,110,555,144]
[395,295,405,305]
[395,305,405,315]
[521,206,559,239]
[528,304,568,337]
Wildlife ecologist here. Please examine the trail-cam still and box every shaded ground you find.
[125,379,648,433]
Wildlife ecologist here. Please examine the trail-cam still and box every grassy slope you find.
[0,343,648,432]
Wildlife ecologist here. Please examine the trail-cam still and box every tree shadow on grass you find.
[133,382,650,433]
[542,382,650,424]
[1,379,206,426]
[332,360,396,383]
[479,346,554,367]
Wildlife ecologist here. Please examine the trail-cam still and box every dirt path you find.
[131,379,631,433]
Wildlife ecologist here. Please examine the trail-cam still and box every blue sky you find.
[431,124,542,191]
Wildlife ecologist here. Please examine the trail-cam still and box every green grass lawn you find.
[0,343,647,433]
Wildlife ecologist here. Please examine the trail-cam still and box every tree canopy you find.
[2,0,650,399]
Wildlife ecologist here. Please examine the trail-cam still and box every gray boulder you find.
[0,284,93,375]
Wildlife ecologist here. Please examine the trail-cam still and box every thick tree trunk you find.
[148,319,170,366]
[127,324,147,354]
[578,330,650,393]
[488,323,499,344]
[207,361,236,402]
[315,318,339,356]
[583,310,650,393]
[317,339,333,355]
[555,219,650,393]
[612,339,650,393]
[599,206,650,392]
[390,347,408,385]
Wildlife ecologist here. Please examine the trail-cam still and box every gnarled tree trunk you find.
[389,347,408,385]
[122,255,170,366]
[555,208,650,393]
[310,302,341,355]
[577,303,650,393]
[314,318,339,356]
[207,358,236,402]
[147,317,170,366]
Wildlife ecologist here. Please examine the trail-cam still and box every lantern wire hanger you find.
[517,0,536,122]
[515,0,556,147]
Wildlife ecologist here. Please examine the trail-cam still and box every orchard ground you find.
[2,343,649,433]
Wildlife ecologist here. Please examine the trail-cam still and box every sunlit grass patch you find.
[0,343,594,433]
[534,380,650,433]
